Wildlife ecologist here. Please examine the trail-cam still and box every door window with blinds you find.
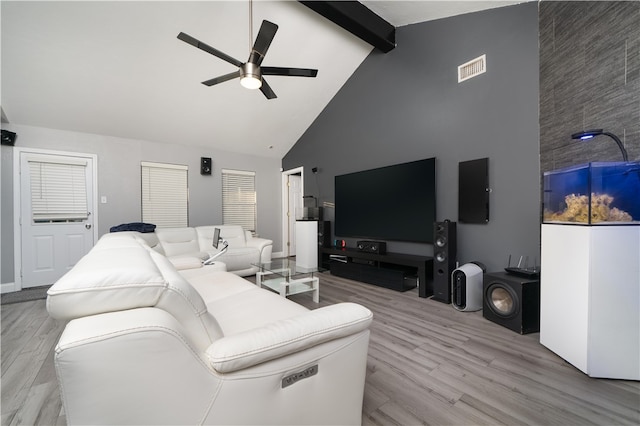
[28,157,89,223]
[141,162,188,228]
[222,169,256,232]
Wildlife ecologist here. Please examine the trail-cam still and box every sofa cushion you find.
[180,270,258,303]
[155,227,201,257]
[47,244,166,321]
[196,225,246,251]
[204,287,309,335]
[206,303,373,373]
[47,234,223,349]
[216,247,259,272]
[150,251,223,346]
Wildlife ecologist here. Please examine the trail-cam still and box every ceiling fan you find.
[177,5,318,100]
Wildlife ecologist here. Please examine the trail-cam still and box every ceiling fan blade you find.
[202,71,240,87]
[261,67,318,78]
[260,78,277,99]
[248,20,278,65]
[177,32,243,68]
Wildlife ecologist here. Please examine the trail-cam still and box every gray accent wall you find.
[0,124,282,285]
[540,1,640,171]
[283,2,540,273]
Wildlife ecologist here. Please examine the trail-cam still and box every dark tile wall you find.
[540,1,640,172]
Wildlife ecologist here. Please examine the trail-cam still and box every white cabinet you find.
[295,221,318,269]
[540,224,640,379]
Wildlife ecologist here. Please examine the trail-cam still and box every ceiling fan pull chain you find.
[249,0,253,52]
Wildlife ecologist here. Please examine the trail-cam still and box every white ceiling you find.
[1,1,528,159]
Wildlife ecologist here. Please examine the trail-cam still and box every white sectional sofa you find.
[125,224,272,276]
[46,231,373,425]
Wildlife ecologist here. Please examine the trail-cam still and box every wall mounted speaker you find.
[1,129,16,146]
[452,262,485,312]
[483,272,540,334]
[200,157,212,175]
[433,220,457,303]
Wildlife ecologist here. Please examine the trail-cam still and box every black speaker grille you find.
[432,220,457,304]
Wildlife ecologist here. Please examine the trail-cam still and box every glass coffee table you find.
[252,259,326,303]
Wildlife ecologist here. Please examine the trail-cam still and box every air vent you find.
[458,54,486,83]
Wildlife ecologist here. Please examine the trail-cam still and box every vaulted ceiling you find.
[1,1,527,158]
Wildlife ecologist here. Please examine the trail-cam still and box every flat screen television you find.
[335,158,436,243]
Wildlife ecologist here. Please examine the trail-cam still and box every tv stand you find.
[320,247,433,297]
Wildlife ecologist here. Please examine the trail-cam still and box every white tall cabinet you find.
[540,224,640,379]
[295,220,318,269]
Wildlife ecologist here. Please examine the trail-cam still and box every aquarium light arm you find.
[571,129,628,162]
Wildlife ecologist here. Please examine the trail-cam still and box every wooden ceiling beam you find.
[299,1,395,53]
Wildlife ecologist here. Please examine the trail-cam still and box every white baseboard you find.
[1,282,18,294]
[271,251,285,259]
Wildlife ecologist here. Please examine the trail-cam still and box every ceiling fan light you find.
[240,63,262,89]
[240,75,262,90]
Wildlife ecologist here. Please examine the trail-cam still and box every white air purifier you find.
[451,262,485,312]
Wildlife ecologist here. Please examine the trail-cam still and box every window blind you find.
[222,169,256,232]
[141,162,188,228]
[29,159,88,222]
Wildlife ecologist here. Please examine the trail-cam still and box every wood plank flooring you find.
[2,271,639,425]
[1,298,66,425]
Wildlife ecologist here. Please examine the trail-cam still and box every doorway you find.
[281,167,303,258]
[14,148,97,289]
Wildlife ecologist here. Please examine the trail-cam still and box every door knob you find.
[85,224,92,229]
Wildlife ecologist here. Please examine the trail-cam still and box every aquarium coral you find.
[544,193,633,223]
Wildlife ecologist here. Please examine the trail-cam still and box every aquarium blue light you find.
[570,129,628,161]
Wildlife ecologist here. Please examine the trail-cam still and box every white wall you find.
[0,123,282,284]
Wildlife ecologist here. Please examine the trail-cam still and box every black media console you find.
[320,247,433,298]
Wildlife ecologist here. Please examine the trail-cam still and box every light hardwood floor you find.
[2,272,639,425]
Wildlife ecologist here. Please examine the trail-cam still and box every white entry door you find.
[18,151,96,288]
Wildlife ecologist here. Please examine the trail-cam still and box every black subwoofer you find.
[432,220,456,303]
[483,272,540,334]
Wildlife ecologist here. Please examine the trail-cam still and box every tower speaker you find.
[318,221,331,248]
[317,221,331,268]
[200,157,212,175]
[432,220,457,303]
[483,272,540,334]
[451,262,485,312]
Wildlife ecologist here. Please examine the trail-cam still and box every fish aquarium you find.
[543,162,640,225]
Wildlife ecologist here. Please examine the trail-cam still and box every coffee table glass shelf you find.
[252,259,325,303]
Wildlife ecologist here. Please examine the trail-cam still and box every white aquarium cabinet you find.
[540,224,639,379]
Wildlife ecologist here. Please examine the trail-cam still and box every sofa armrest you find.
[245,236,273,263]
[206,303,372,373]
